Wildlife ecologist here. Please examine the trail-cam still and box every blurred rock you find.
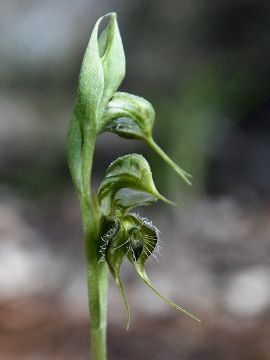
[0,201,62,300]
[0,0,130,85]
[224,266,270,317]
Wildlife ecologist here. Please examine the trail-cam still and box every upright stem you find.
[79,125,108,360]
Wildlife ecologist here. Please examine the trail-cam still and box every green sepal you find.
[101,218,131,329]
[101,213,200,325]
[99,92,154,138]
[100,92,192,185]
[125,218,201,322]
[124,216,201,322]
[98,154,175,217]
[132,262,201,323]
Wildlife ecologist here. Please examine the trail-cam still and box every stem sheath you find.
[80,125,108,360]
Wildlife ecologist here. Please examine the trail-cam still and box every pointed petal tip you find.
[114,277,131,330]
[157,193,178,207]
[178,308,202,323]
[147,139,193,186]
[135,266,201,323]
[103,12,116,20]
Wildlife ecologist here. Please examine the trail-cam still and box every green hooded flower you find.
[99,213,200,328]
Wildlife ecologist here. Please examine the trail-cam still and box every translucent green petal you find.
[98,154,175,216]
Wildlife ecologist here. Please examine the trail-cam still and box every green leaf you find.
[100,92,192,185]
[98,154,175,217]
[76,15,104,127]
[67,107,83,192]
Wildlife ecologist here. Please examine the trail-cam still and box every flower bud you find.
[67,13,125,192]
[77,12,125,126]
[99,92,192,184]
[99,92,154,139]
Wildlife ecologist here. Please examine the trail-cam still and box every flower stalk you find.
[79,131,108,360]
[67,12,200,360]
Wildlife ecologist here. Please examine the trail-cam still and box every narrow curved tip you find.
[135,266,201,323]
[103,12,116,19]
[157,193,178,207]
[98,12,116,26]
[114,277,131,330]
[147,139,192,186]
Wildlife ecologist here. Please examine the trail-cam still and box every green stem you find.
[79,125,108,360]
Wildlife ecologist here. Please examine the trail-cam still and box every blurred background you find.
[1,0,270,359]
